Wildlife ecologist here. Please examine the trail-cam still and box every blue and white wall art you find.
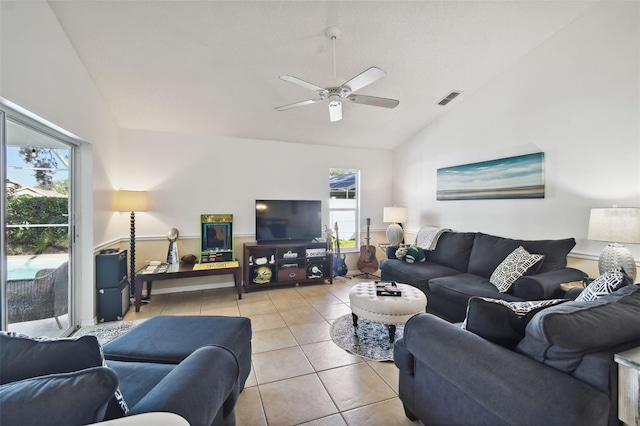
[437,152,545,200]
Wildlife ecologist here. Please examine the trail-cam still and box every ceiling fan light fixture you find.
[329,101,342,122]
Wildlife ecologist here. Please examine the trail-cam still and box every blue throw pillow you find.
[0,367,118,426]
[0,334,128,419]
[463,297,568,350]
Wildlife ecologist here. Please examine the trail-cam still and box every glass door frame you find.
[1,101,80,336]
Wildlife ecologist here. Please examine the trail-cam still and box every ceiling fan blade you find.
[275,98,324,111]
[279,75,326,93]
[346,94,399,109]
[342,67,386,93]
[329,101,342,122]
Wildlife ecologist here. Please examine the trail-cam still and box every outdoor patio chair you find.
[6,261,68,328]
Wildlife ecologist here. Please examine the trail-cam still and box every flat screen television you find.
[255,200,322,243]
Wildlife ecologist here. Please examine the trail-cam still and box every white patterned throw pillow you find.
[575,268,631,302]
[490,246,544,293]
[475,297,568,317]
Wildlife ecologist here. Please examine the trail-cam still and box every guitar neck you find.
[365,218,371,248]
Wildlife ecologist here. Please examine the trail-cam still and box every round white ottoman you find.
[349,281,427,343]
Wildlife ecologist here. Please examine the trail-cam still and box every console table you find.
[134,262,243,312]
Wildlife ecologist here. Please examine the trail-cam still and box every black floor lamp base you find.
[129,211,137,299]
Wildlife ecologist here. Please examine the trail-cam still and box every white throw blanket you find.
[415,226,451,251]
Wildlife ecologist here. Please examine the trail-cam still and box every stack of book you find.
[375,281,402,297]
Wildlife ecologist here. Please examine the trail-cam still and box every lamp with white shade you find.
[383,206,408,246]
[114,190,149,299]
[587,207,640,281]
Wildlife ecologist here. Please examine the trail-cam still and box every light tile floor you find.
[123,276,421,426]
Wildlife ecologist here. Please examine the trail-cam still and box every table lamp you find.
[587,207,640,281]
[114,190,149,299]
[383,206,408,246]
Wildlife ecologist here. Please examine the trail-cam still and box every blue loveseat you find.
[381,231,587,322]
[394,283,640,426]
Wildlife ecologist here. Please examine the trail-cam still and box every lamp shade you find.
[113,190,149,212]
[383,207,408,224]
[587,208,640,244]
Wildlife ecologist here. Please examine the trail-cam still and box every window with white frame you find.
[329,168,359,252]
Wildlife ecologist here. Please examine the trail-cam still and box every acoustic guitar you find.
[333,222,348,276]
[357,218,379,274]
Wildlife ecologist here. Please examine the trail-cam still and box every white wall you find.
[0,0,394,319]
[1,0,122,246]
[117,129,393,239]
[1,0,122,326]
[392,1,640,263]
[113,129,392,294]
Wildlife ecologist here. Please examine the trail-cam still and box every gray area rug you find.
[330,314,404,362]
[73,320,144,345]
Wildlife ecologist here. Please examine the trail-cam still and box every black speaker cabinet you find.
[98,280,130,322]
[96,250,128,289]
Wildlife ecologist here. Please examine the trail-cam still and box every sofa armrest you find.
[90,413,189,426]
[128,345,239,426]
[385,246,400,259]
[511,267,587,300]
[403,313,609,426]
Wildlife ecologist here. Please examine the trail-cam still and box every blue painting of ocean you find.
[437,153,545,200]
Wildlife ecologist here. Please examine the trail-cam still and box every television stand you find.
[244,241,333,291]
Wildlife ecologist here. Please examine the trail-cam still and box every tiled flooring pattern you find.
[124,277,421,426]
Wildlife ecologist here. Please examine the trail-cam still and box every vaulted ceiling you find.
[48,0,596,150]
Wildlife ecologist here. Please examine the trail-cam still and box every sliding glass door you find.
[1,110,75,337]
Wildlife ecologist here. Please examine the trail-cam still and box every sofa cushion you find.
[0,334,128,419]
[468,233,575,277]
[489,246,544,292]
[575,268,632,302]
[106,360,176,409]
[463,297,568,350]
[0,366,118,426]
[517,284,640,373]
[519,238,576,273]
[424,232,476,272]
[0,334,103,384]
[429,274,522,309]
[380,259,462,289]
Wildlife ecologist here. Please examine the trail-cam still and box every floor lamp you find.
[114,190,149,301]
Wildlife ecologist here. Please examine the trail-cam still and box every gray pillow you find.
[517,284,640,372]
[0,334,128,419]
[463,297,567,350]
[0,367,118,426]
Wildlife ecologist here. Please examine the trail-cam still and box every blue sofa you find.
[0,315,252,426]
[394,284,640,426]
[381,231,587,322]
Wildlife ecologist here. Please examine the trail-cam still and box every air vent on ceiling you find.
[437,91,462,106]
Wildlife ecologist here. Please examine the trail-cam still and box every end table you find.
[615,346,640,425]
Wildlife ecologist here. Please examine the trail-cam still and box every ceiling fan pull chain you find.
[332,36,337,80]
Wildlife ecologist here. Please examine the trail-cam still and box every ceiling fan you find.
[275,27,399,122]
